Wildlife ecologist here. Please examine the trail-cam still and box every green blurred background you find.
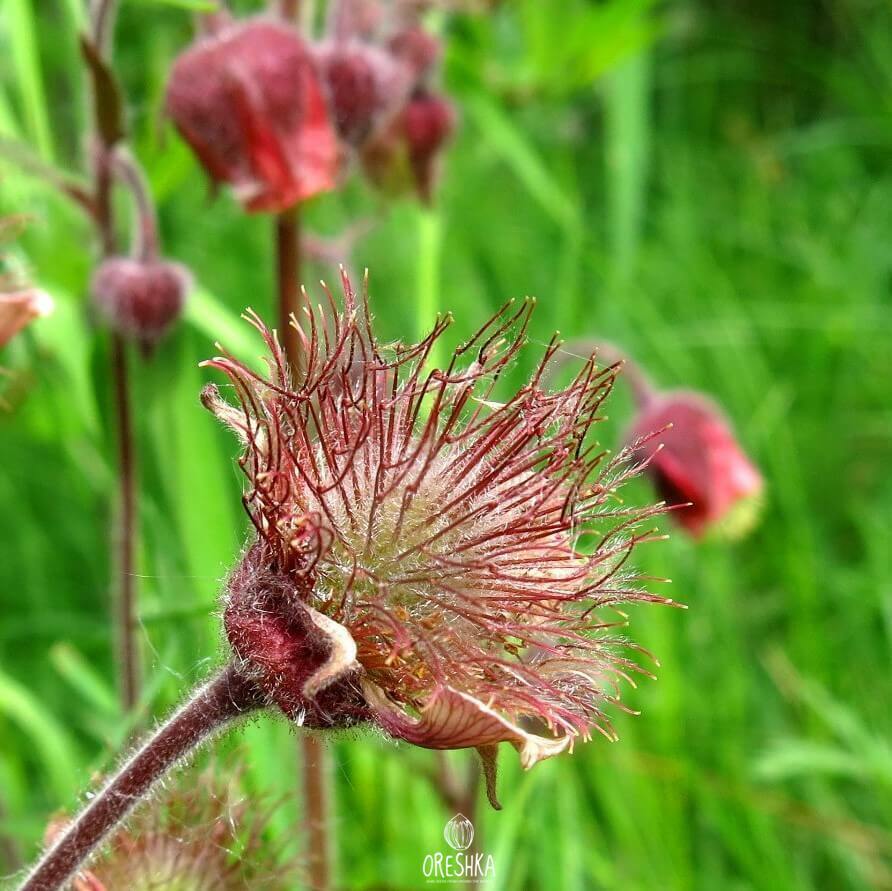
[2,1,892,888]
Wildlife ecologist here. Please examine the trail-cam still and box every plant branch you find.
[274,206,332,888]
[18,665,265,891]
[90,0,119,57]
[111,147,159,262]
[275,208,305,380]
[302,734,331,891]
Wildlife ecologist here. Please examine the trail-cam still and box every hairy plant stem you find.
[95,145,141,716]
[430,751,482,891]
[302,734,331,891]
[275,205,333,890]
[275,207,305,378]
[87,1,143,714]
[18,666,265,891]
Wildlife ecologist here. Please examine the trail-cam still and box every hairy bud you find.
[91,257,188,352]
[315,40,411,146]
[388,26,442,80]
[361,91,455,201]
[403,91,456,200]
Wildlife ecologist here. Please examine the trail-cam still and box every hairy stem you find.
[111,147,159,262]
[18,666,265,891]
[86,5,144,714]
[110,334,138,711]
[275,207,305,379]
[302,735,331,891]
[275,206,333,889]
[91,0,118,56]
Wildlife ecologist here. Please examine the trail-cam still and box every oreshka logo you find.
[422,814,496,884]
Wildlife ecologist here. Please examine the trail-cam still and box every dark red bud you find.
[403,92,455,201]
[91,257,188,351]
[315,40,408,146]
[628,392,764,538]
[166,19,339,213]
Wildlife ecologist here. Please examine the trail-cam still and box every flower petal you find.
[363,681,574,768]
[0,289,53,348]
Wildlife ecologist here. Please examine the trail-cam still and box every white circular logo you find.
[443,813,474,851]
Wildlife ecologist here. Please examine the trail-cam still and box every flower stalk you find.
[275,204,333,890]
[84,3,143,713]
[275,207,305,377]
[18,666,265,891]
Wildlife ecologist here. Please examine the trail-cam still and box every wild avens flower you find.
[52,766,299,891]
[627,391,764,539]
[202,274,669,800]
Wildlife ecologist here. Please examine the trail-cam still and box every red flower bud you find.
[403,91,455,201]
[224,541,369,728]
[91,257,188,352]
[361,90,455,201]
[628,392,764,538]
[314,40,410,146]
[166,19,339,213]
[0,288,53,348]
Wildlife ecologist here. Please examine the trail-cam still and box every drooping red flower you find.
[627,392,764,538]
[0,288,53,348]
[202,275,669,797]
[166,19,339,213]
[361,90,455,201]
[91,257,189,353]
[403,90,455,200]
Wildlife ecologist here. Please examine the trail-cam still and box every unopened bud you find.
[91,257,188,352]
[315,40,410,146]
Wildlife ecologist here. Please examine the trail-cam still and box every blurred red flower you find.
[628,392,764,538]
[166,19,339,213]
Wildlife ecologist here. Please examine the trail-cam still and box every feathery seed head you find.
[203,273,669,786]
